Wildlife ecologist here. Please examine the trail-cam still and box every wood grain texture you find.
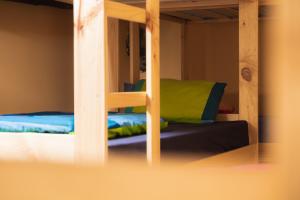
[216,114,239,121]
[74,0,108,163]
[108,92,146,108]
[146,0,161,164]
[108,18,120,112]
[180,22,185,80]
[0,133,74,162]
[108,18,120,93]
[0,156,277,200]
[239,0,259,144]
[186,143,276,168]
[119,0,279,12]
[105,0,146,24]
[130,22,141,83]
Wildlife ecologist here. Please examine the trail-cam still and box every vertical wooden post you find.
[181,23,185,80]
[130,22,140,84]
[239,0,259,144]
[146,0,160,164]
[277,1,300,196]
[108,18,120,112]
[74,0,108,163]
[108,18,120,93]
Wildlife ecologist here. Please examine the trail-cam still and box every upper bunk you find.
[7,0,279,22]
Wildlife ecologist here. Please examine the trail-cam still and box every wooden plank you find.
[239,0,259,144]
[215,8,239,18]
[0,132,74,162]
[130,22,141,84]
[59,0,279,9]
[119,0,279,12]
[180,22,185,80]
[108,18,119,93]
[59,0,279,11]
[108,92,146,108]
[160,0,237,11]
[108,18,120,112]
[276,0,300,196]
[0,158,277,200]
[160,14,187,24]
[188,10,230,20]
[164,11,204,21]
[105,1,146,24]
[186,143,276,168]
[216,114,239,121]
[146,0,160,164]
[74,0,108,163]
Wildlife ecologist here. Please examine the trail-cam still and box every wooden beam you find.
[58,0,279,11]
[146,0,160,164]
[187,15,278,23]
[108,18,120,112]
[120,0,279,12]
[130,22,141,83]
[164,11,204,21]
[276,0,300,194]
[239,0,259,144]
[180,22,185,80]
[160,0,237,11]
[108,92,146,108]
[74,0,108,163]
[105,1,146,24]
[108,18,119,93]
[160,14,187,24]
[216,114,239,121]
[189,10,231,19]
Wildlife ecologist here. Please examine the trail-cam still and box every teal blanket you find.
[0,112,168,139]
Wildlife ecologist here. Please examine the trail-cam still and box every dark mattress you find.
[109,121,249,161]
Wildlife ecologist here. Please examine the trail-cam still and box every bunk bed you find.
[0,0,277,164]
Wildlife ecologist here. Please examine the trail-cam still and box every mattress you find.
[0,121,248,163]
[109,121,249,161]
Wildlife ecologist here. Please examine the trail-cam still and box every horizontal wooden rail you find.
[119,0,280,12]
[105,1,146,24]
[216,114,239,121]
[108,92,146,108]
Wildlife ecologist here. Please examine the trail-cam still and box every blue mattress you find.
[0,112,75,133]
[0,112,160,134]
[0,112,249,161]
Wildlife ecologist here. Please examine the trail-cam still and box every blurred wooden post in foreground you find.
[273,0,300,199]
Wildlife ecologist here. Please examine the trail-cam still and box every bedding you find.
[110,121,249,161]
[0,112,168,139]
[125,79,226,123]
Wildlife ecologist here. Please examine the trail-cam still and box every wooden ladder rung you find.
[108,92,146,108]
[105,1,146,24]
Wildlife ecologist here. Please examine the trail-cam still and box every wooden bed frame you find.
[1,0,278,164]
[73,0,161,164]
[73,0,260,164]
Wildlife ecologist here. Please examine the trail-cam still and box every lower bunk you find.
[0,120,249,163]
[0,79,248,163]
[110,121,249,162]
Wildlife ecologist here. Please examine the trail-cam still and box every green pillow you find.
[125,79,226,123]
